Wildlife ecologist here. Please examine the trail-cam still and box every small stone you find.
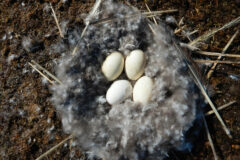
[125,49,146,80]
[106,80,132,105]
[102,51,124,81]
[133,76,153,104]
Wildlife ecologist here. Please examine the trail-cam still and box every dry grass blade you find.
[145,3,158,25]
[173,42,232,138]
[196,51,240,58]
[180,42,200,51]
[50,3,64,38]
[206,30,239,79]
[174,25,186,34]
[195,59,240,64]
[202,114,219,160]
[206,100,237,116]
[31,60,63,85]
[189,16,240,46]
[36,134,74,160]
[81,0,102,38]
[29,62,55,85]
[94,9,178,25]
[72,0,102,56]
[188,29,199,36]
[148,24,157,35]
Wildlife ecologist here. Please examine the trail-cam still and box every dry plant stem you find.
[189,16,240,46]
[188,29,198,36]
[202,114,219,160]
[94,9,178,25]
[173,42,232,138]
[206,100,237,116]
[36,134,74,160]
[180,42,200,51]
[72,0,102,56]
[196,51,240,58]
[178,17,184,26]
[31,60,63,85]
[206,30,239,79]
[50,3,64,38]
[145,3,158,25]
[28,62,55,85]
[148,24,157,35]
[195,59,240,64]
[174,25,186,34]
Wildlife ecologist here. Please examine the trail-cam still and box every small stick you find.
[145,3,158,25]
[206,30,239,79]
[195,59,240,64]
[206,100,236,116]
[202,114,219,160]
[36,134,74,160]
[196,51,240,58]
[31,60,63,85]
[189,16,240,46]
[50,3,64,38]
[29,62,55,85]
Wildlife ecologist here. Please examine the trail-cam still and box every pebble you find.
[101,51,124,81]
[106,80,132,105]
[133,76,153,104]
[125,49,146,80]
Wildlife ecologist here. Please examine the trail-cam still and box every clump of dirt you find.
[0,0,239,160]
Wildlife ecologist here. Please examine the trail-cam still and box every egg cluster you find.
[102,50,153,105]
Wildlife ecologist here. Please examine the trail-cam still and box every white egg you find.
[125,49,146,80]
[106,80,132,105]
[102,51,124,81]
[133,76,153,104]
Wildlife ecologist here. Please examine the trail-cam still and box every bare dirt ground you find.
[0,0,239,160]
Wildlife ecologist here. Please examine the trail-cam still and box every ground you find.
[0,0,239,160]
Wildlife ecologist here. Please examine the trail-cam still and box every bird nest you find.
[51,1,202,159]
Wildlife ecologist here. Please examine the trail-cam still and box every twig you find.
[202,114,219,160]
[206,100,237,116]
[206,30,239,79]
[145,3,158,25]
[50,3,64,38]
[189,16,240,46]
[173,42,232,138]
[31,60,63,85]
[196,51,240,58]
[195,59,240,64]
[36,134,74,160]
[29,62,55,85]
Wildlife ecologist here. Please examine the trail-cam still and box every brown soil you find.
[0,0,239,160]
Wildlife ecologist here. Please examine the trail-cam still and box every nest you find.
[51,1,202,159]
